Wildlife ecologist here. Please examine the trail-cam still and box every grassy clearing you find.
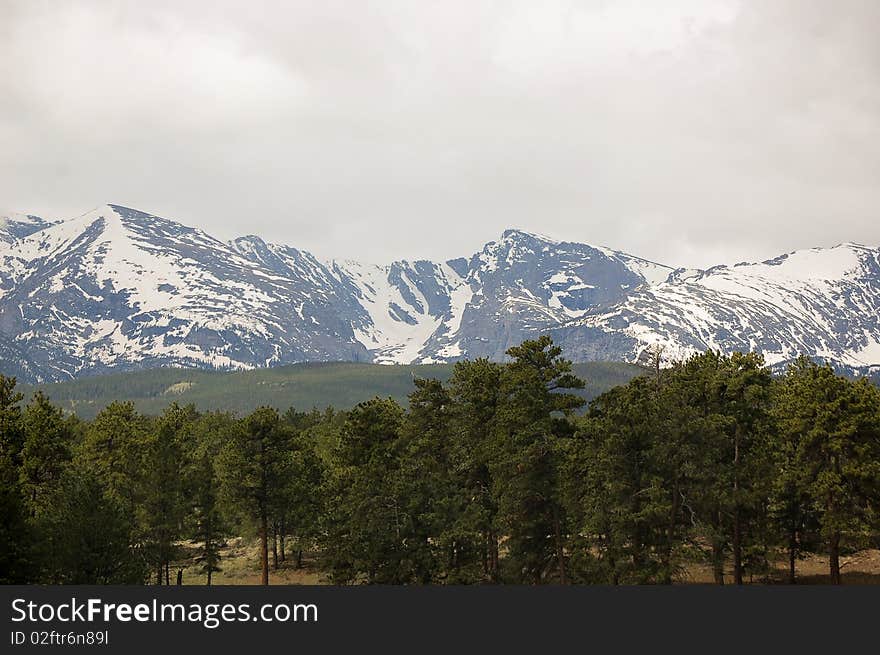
[171,537,880,585]
[173,538,325,586]
[669,549,880,585]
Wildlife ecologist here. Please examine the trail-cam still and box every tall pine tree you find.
[775,358,880,583]
[493,336,584,584]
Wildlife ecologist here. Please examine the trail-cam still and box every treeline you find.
[1,337,879,585]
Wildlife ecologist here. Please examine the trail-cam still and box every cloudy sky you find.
[1,0,878,267]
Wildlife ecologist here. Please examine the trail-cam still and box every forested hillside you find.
[2,338,879,586]
[19,361,643,419]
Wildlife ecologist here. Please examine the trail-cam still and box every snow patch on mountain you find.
[1,204,877,383]
[0,212,56,246]
[330,260,435,363]
[558,242,880,369]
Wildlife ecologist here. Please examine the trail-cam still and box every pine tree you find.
[396,378,463,583]
[0,374,24,463]
[0,453,32,583]
[320,398,407,583]
[20,391,73,518]
[140,403,197,584]
[565,389,641,584]
[774,358,880,584]
[564,370,700,584]
[217,407,293,585]
[270,422,323,573]
[669,351,773,584]
[35,468,146,584]
[447,358,503,582]
[79,401,149,516]
[192,453,223,585]
[767,376,821,583]
[715,352,774,584]
[493,336,585,584]
[0,375,32,582]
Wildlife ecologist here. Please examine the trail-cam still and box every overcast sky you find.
[1,1,878,267]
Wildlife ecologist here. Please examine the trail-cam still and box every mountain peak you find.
[106,203,138,213]
[0,212,55,244]
[61,204,139,229]
[2,204,879,382]
[103,204,163,225]
[231,234,269,249]
[500,228,560,244]
[749,241,879,281]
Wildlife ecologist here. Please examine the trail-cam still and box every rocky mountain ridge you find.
[1,204,877,383]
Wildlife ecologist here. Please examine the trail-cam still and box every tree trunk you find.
[609,548,619,586]
[279,529,286,562]
[272,523,279,570]
[829,530,841,585]
[828,455,842,586]
[207,570,212,586]
[788,529,797,585]
[663,482,680,585]
[156,566,163,586]
[489,530,499,583]
[165,562,170,586]
[176,569,182,586]
[296,549,303,569]
[260,512,269,585]
[712,540,725,585]
[732,512,743,585]
[552,504,567,584]
[732,427,743,585]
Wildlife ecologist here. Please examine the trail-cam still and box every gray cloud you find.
[1,0,878,267]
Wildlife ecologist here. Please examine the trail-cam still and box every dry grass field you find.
[662,549,880,585]
[174,538,325,586]
[172,538,880,586]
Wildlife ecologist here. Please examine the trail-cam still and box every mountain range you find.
[1,204,878,384]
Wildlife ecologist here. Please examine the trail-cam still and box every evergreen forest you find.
[2,337,879,585]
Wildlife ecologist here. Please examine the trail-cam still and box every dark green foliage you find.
[19,362,644,420]
[566,376,689,584]
[0,374,24,462]
[140,403,198,584]
[271,419,324,573]
[564,351,776,585]
[493,336,585,584]
[0,454,33,583]
[34,468,146,584]
[320,398,408,583]
[79,401,150,514]
[768,375,823,584]
[773,357,880,583]
[1,342,878,586]
[397,378,463,583]
[20,391,74,517]
[446,359,504,583]
[191,453,224,585]
[668,351,774,584]
[0,375,32,582]
[217,407,279,582]
[217,406,317,584]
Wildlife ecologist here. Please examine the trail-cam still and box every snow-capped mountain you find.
[0,205,368,381]
[0,204,877,383]
[554,243,880,370]
[234,228,674,364]
[0,212,56,246]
